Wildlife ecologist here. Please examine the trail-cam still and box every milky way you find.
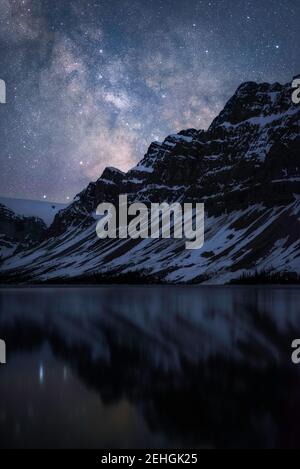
[0,0,299,202]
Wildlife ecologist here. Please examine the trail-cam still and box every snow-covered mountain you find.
[0,203,47,261]
[0,197,67,226]
[0,77,299,284]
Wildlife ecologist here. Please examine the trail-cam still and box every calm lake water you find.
[0,286,300,449]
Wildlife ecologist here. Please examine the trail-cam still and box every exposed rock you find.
[1,77,299,283]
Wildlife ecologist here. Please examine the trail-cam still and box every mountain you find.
[0,77,299,284]
[0,196,67,226]
[0,203,47,261]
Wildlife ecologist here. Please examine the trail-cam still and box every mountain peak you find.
[209,78,294,129]
[99,166,126,185]
[3,76,298,284]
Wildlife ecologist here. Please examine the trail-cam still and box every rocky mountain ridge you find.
[0,203,46,261]
[0,77,299,284]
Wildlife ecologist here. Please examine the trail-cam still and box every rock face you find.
[0,203,47,261]
[0,77,299,283]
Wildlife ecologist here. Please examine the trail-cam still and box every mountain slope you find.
[0,197,67,226]
[0,77,299,284]
[0,203,47,261]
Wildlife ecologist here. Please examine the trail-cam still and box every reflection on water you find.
[0,286,300,448]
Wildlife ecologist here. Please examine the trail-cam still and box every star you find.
[0,0,297,202]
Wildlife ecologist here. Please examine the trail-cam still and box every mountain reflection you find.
[0,286,300,448]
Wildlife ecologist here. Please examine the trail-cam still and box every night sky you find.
[0,0,299,202]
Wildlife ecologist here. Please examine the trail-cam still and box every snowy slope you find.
[0,197,67,226]
[1,199,299,284]
[0,77,299,284]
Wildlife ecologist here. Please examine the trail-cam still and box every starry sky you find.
[0,0,299,202]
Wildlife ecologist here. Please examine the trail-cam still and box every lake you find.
[0,286,300,449]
